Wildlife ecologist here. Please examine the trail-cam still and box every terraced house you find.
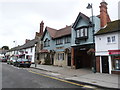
[95,20,120,74]
[71,12,100,69]
[40,26,71,67]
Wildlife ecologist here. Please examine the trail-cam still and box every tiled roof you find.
[54,26,71,39]
[22,38,38,49]
[9,38,38,51]
[9,45,22,51]
[46,27,57,38]
[42,25,71,40]
[72,12,90,28]
[95,20,120,35]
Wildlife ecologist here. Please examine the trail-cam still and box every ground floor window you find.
[57,53,64,60]
[112,55,120,70]
[26,55,32,60]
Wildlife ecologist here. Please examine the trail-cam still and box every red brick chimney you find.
[99,0,111,28]
[39,21,44,35]
[25,39,30,43]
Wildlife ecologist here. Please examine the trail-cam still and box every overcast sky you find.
[0,0,119,48]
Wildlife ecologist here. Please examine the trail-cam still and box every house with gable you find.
[95,20,120,74]
[71,12,100,69]
[94,1,120,74]
[40,26,71,67]
[40,27,57,65]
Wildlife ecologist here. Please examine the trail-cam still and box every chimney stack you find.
[39,21,44,35]
[25,39,30,43]
[99,0,111,28]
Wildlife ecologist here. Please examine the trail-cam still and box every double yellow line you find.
[29,70,95,89]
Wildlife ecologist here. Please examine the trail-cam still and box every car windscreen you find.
[21,59,30,61]
[17,59,22,62]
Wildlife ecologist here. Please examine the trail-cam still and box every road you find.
[1,62,101,90]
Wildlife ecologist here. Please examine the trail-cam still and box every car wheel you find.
[27,65,30,68]
[18,64,20,67]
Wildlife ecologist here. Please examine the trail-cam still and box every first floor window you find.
[76,28,88,38]
[107,36,116,43]
[107,37,111,43]
[56,38,63,45]
[44,38,50,47]
[64,36,71,43]
[112,36,115,42]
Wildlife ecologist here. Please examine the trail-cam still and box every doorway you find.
[67,53,71,66]
[101,56,109,73]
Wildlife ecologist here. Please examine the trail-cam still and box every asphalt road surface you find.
[1,62,102,90]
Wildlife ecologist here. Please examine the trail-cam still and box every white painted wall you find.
[25,47,35,63]
[95,32,119,56]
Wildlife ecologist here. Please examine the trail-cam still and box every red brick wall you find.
[96,56,100,72]
[111,71,120,75]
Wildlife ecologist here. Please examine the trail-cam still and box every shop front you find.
[109,50,120,74]
[71,44,93,69]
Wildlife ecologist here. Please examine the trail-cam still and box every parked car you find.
[7,57,17,65]
[14,58,31,68]
[0,57,7,62]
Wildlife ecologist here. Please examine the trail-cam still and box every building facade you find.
[95,20,120,74]
[41,26,71,67]
[71,12,100,69]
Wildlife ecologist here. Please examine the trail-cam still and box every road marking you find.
[28,70,95,89]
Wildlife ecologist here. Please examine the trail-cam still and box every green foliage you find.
[44,54,51,65]
[2,46,9,50]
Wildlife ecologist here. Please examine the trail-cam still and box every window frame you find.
[64,36,71,44]
[56,38,63,45]
[76,27,88,39]
[44,38,50,47]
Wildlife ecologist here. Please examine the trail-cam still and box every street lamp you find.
[13,41,17,47]
[86,3,96,73]
[34,43,37,67]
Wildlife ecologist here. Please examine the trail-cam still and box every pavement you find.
[31,64,120,89]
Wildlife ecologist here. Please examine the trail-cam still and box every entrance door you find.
[51,54,54,65]
[101,56,109,73]
[67,53,71,66]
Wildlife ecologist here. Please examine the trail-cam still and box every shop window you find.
[57,53,64,60]
[112,56,120,70]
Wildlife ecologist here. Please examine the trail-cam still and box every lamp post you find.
[86,3,96,73]
[34,43,37,67]
[13,41,17,47]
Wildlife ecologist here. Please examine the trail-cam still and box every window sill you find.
[107,42,117,45]
[76,36,88,40]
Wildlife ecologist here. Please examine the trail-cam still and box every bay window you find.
[76,28,88,39]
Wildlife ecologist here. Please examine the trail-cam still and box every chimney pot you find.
[39,21,44,35]
[99,1,110,28]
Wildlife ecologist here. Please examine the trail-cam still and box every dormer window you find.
[76,28,88,39]
[44,38,50,47]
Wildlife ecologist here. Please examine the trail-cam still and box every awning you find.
[108,50,120,55]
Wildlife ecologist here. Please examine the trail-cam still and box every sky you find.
[0,0,119,49]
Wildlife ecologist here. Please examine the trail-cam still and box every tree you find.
[2,46,9,50]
